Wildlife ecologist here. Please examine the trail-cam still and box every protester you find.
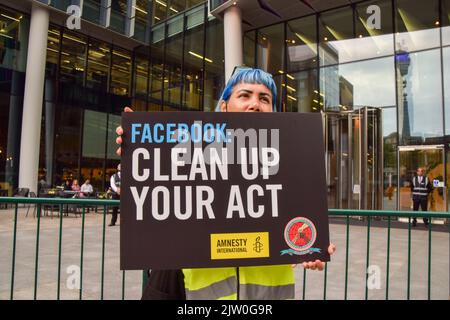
[116,68,336,300]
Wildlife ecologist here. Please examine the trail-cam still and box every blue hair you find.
[215,68,277,112]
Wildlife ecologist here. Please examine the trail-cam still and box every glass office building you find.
[0,0,449,213]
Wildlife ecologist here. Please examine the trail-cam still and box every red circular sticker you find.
[284,217,317,252]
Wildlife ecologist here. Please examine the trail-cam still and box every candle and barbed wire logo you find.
[280,217,321,256]
[253,236,263,253]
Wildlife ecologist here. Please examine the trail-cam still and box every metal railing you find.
[0,197,449,300]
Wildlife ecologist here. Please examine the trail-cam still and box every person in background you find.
[71,179,81,192]
[63,180,72,191]
[80,179,94,198]
[410,167,432,227]
[109,164,121,226]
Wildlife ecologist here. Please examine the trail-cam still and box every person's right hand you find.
[116,107,134,156]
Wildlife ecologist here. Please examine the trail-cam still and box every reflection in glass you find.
[444,0,450,45]
[110,48,131,96]
[382,107,397,210]
[257,23,284,74]
[321,57,396,112]
[397,49,443,144]
[285,69,318,113]
[286,15,317,72]
[87,40,110,92]
[51,0,71,11]
[168,0,185,18]
[83,0,101,24]
[109,0,127,34]
[134,0,150,42]
[444,48,450,135]
[319,7,353,66]
[395,0,440,52]
[60,32,87,86]
[354,0,394,60]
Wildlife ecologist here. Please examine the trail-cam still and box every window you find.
[83,0,101,24]
[243,31,256,68]
[0,7,28,72]
[110,48,131,96]
[286,15,317,72]
[321,57,396,112]
[134,53,149,98]
[204,17,224,111]
[257,23,284,74]
[183,7,205,111]
[59,31,87,86]
[443,48,450,135]
[395,0,440,52]
[396,49,443,144]
[164,15,184,109]
[319,7,353,66]
[285,69,318,113]
[443,0,450,45]
[86,40,110,92]
[354,0,394,60]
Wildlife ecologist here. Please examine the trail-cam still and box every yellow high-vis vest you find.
[182,265,294,300]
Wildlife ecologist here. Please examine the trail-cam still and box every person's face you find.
[220,83,273,113]
[85,180,90,184]
[417,168,424,176]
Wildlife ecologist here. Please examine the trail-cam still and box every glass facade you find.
[1,0,450,212]
[243,0,450,211]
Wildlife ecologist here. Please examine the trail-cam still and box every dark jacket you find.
[410,175,432,200]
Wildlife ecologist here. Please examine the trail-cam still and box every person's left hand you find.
[292,243,336,271]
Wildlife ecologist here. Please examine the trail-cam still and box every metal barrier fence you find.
[0,197,449,300]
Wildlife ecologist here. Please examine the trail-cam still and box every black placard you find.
[120,112,330,269]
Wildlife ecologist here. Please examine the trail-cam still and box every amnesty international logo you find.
[253,236,263,253]
[280,217,321,256]
[211,232,269,260]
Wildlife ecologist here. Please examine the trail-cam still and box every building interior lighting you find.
[134,6,148,14]
[188,51,213,63]
[0,33,13,39]
[287,95,297,101]
[113,50,131,60]
[90,50,105,58]
[286,74,294,80]
[293,32,317,53]
[156,0,167,7]
[63,34,86,45]
[1,13,20,22]
[170,7,179,13]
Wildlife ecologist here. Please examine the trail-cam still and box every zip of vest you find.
[412,176,429,197]
[182,265,295,300]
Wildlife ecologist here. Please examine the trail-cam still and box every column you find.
[18,3,49,194]
[223,5,243,82]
